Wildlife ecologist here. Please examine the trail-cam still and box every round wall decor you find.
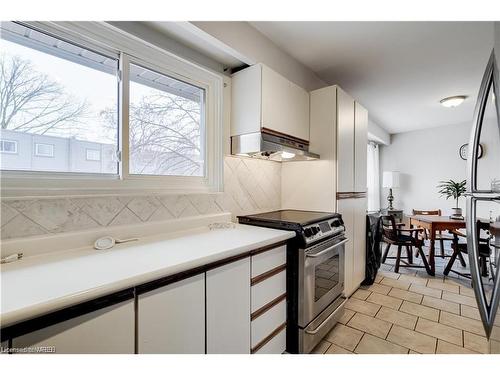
[459,143,483,160]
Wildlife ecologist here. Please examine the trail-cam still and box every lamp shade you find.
[383,171,400,188]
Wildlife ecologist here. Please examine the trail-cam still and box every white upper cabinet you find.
[336,87,355,193]
[354,102,368,193]
[231,64,310,141]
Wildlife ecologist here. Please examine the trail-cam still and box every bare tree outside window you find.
[0,54,88,135]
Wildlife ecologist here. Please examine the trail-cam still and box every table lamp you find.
[383,171,400,210]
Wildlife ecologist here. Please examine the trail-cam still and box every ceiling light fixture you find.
[440,95,467,108]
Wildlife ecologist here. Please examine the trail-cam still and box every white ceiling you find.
[250,22,494,134]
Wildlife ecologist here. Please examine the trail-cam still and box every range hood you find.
[231,131,320,162]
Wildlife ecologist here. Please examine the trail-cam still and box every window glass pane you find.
[0,22,119,174]
[86,149,101,161]
[0,140,18,153]
[129,63,205,177]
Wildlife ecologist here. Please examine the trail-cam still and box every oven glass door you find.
[300,237,346,326]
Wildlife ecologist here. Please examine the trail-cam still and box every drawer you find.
[252,325,286,354]
[251,269,286,312]
[251,244,286,277]
[251,298,286,347]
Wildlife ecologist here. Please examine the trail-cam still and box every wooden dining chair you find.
[443,221,492,278]
[381,215,431,274]
[412,209,454,258]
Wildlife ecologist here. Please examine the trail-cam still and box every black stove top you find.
[237,210,344,246]
[239,209,339,226]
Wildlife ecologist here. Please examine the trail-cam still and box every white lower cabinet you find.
[138,274,205,354]
[206,257,251,354]
[12,300,134,354]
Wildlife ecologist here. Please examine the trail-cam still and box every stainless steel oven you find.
[298,236,347,353]
[237,209,346,354]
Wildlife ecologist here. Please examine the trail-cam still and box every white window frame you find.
[34,143,55,158]
[0,21,224,197]
[0,140,18,154]
[85,148,101,162]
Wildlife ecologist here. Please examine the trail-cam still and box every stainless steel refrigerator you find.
[466,49,500,353]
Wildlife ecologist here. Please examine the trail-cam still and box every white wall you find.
[190,22,326,91]
[379,119,499,218]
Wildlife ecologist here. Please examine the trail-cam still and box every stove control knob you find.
[331,219,340,227]
[304,228,313,237]
[311,226,319,235]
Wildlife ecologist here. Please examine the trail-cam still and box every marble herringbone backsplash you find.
[1,156,281,240]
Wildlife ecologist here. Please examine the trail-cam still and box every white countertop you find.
[0,224,294,328]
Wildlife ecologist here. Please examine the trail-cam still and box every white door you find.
[337,88,355,192]
[337,198,355,296]
[138,274,205,354]
[354,102,368,193]
[206,257,251,354]
[12,300,134,354]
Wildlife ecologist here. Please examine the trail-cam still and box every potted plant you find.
[437,179,466,219]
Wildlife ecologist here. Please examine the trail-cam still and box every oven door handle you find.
[305,238,348,258]
[304,298,347,335]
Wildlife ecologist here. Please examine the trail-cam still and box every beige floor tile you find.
[378,270,400,280]
[388,288,423,304]
[439,311,486,336]
[463,331,488,353]
[399,300,440,322]
[325,324,363,351]
[347,312,392,339]
[352,289,371,301]
[367,292,403,310]
[460,305,481,321]
[345,297,381,317]
[421,295,460,314]
[338,308,356,325]
[380,277,411,290]
[387,325,437,354]
[436,340,476,354]
[354,333,409,354]
[426,279,460,293]
[311,340,331,354]
[409,284,442,298]
[376,306,418,330]
[459,286,475,297]
[397,268,418,276]
[398,274,428,286]
[374,274,384,283]
[442,291,477,307]
[415,318,463,346]
[325,343,352,354]
[360,282,392,295]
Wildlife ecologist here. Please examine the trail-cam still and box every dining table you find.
[408,215,467,276]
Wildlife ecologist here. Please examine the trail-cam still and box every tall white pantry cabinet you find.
[282,85,367,297]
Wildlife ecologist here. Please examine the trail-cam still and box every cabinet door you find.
[206,257,251,354]
[288,80,310,141]
[352,197,367,288]
[337,88,355,192]
[337,199,355,296]
[12,300,134,354]
[261,65,309,141]
[138,274,205,354]
[354,102,368,192]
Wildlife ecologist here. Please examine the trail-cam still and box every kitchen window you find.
[0,21,223,195]
[34,143,54,157]
[0,140,18,154]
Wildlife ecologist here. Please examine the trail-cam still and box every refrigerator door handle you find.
[466,49,500,339]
